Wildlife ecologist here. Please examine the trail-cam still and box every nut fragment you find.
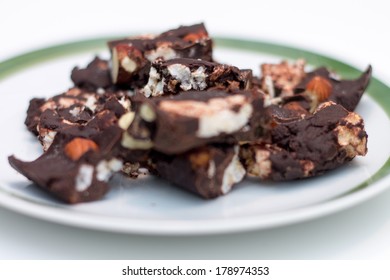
[139,103,156,122]
[64,138,99,161]
[304,76,332,111]
[121,132,154,150]
[183,30,208,42]
[189,150,210,168]
[335,111,367,157]
[261,59,306,96]
[118,111,135,130]
[121,57,137,73]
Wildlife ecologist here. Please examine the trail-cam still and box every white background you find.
[1,0,390,259]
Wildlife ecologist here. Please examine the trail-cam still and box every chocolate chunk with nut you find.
[241,102,368,180]
[8,128,123,204]
[124,90,264,154]
[25,87,132,148]
[295,66,372,111]
[143,58,252,97]
[151,145,245,199]
[108,23,213,87]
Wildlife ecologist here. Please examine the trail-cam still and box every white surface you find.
[1,0,390,259]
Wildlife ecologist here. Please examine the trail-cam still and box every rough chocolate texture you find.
[143,58,252,97]
[152,145,245,199]
[125,90,264,154]
[241,102,368,180]
[10,23,373,204]
[108,23,213,87]
[23,87,132,146]
[71,57,113,90]
[9,127,123,204]
[25,97,46,135]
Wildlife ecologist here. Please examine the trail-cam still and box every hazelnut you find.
[183,31,208,42]
[64,138,99,161]
[189,150,210,168]
[305,76,332,111]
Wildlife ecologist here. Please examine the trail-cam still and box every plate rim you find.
[1,36,390,235]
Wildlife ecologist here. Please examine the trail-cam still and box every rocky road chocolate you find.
[143,58,252,97]
[9,128,123,204]
[124,90,264,154]
[108,23,213,87]
[294,66,372,111]
[151,145,245,199]
[10,23,373,204]
[240,102,367,180]
[25,87,132,147]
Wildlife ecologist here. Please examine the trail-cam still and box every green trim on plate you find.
[0,36,390,200]
[1,37,389,115]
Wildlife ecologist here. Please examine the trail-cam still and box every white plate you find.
[0,37,390,235]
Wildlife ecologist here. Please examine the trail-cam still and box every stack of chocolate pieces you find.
[9,23,372,203]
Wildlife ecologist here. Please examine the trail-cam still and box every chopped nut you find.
[121,132,153,150]
[39,128,57,152]
[261,59,306,96]
[122,162,141,178]
[121,57,137,73]
[304,76,332,111]
[251,149,272,179]
[64,138,99,161]
[118,111,135,130]
[139,103,156,122]
[300,160,315,177]
[335,112,367,157]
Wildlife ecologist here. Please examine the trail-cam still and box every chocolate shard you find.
[124,89,265,155]
[143,58,252,97]
[71,57,113,91]
[8,128,123,204]
[151,145,245,199]
[295,66,372,111]
[241,102,368,180]
[25,97,46,135]
[108,23,213,87]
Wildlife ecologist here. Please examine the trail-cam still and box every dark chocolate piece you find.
[151,145,245,199]
[240,102,368,180]
[295,66,372,111]
[108,23,213,87]
[25,97,46,135]
[9,128,123,204]
[24,87,132,146]
[71,57,113,90]
[124,90,264,154]
[143,58,252,97]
